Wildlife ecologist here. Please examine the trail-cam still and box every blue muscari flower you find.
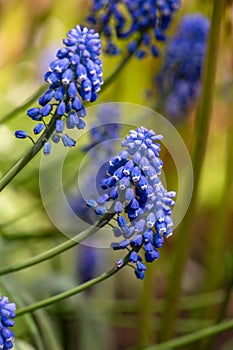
[88,127,176,279]
[86,0,180,58]
[0,294,16,350]
[15,25,103,152]
[155,14,210,120]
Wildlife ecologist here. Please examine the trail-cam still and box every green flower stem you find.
[158,0,225,341]
[198,85,233,350]
[0,85,46,125]
[204,106,233,291]
[139,263,155,347]
[142,318,233,350]
[15,254,129,318]
[0,211,114,276]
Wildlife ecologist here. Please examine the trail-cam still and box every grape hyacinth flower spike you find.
[15,25,103,155]
[87,0,181,58]
[0,295,16,349]
[88,127,176,279]
[155,14,210,120]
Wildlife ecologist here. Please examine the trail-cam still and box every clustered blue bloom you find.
[87,0,180,58]
[0,295,16,349]
[15,25,103,155]
[155,14,210,120]
[87,126,176,279]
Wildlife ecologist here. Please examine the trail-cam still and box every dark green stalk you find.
[199,84,233,349]
[0,211,114,275]
[15,252,130,318]
[203,110,233,291]
[158,0,225,341]
[142,318,233,350]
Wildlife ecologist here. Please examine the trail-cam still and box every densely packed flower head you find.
[87,126,176,279]
[15,25,103,155]
[0,295,16,349]
[87,0,181,58]
[155,14,210,120]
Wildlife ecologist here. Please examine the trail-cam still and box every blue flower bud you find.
[145,249,160,263]
[114,201,122,213]
[129,251,138,263]
[153,233,164,248]
[62,68,73,84]
[38,89,54,106]
[40,104,52,117]
[33,123,45,135]
[43,142,52,155]
[95,206,107,216]
[62,134,76,147]
[56,119,64,133]
[97,194,109,204]
[68,82,78,98]
[27,108,41,120]
[54,86,65,101]
[86,199,98,208]
[51,134,60,144]
[135,269,145,279]
[56,101,66,116]
[117,215,127,227]
[14,130,28,139]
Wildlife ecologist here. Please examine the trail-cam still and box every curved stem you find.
[15,252,129,318]
[142,318,233,350]
[0,85,46,125]
[198,79,233,350]
[0,211,114,276]
[158,0,225,341]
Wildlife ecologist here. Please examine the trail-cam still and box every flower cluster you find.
[15,25,103,155]
[87,0,181,58]
[155,14,210,120]
[87,126,176,279]
[0,295,16,349]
